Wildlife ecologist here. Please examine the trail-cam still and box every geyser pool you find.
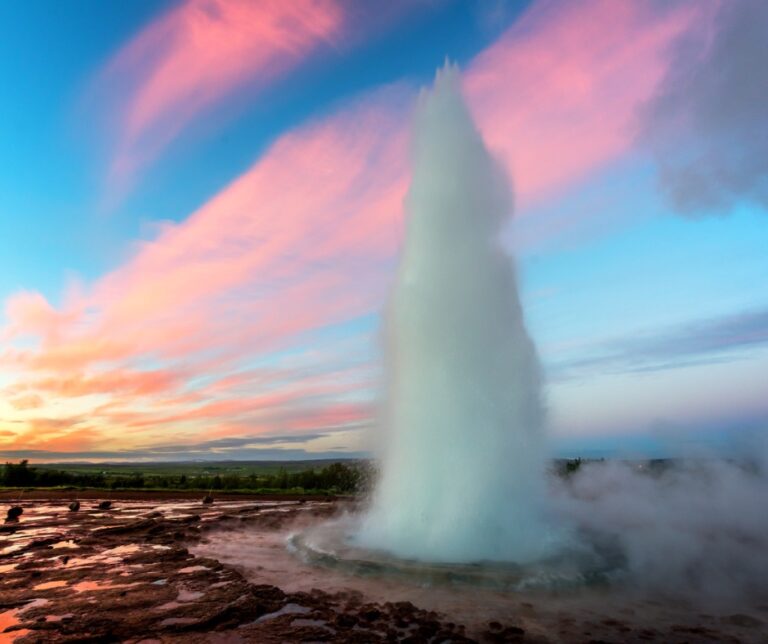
[354,64,561,563]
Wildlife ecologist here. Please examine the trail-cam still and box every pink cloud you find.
[96,0,348,199]
[2,291,80,343]
[465,0,704,209]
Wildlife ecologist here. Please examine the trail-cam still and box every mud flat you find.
[0,498,765,643]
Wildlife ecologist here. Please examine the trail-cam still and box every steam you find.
[642,0,768,215]
[555,451,768,601]
[356,64,560,563]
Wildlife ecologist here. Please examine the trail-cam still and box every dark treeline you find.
[1,460,365,494]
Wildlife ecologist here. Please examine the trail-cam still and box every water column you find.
[357,64,555,563]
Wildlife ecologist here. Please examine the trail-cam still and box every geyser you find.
[356,65,558,563]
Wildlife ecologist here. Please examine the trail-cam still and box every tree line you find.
[0,460,366,494]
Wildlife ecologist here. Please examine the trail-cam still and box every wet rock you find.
[251,584,286,604]
[723,613,763,628]
[335,612,358,629]
[97,501,112,510]
[202,495,214,504]
[6,506,23,521]
[482,623,525,642]
[68,501,80,512]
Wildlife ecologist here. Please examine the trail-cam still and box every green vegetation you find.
[563,458,583,476]
[1,459,367,494]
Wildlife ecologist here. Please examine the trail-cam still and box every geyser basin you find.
[357,63,563,563]
[289,517,614,592]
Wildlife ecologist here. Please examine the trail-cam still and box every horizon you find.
[1,0,767,462]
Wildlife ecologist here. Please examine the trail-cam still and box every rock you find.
[202,495,214,504]
[723,613,763,628]
[69,501,80,512]
[97,501,112,510]
[6,506,23,521]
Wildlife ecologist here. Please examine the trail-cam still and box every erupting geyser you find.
[356,65,559,563]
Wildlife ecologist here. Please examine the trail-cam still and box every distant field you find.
[33,459,356,478]
[1,459,367,494]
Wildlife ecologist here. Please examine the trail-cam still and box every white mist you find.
[357,65,557,563]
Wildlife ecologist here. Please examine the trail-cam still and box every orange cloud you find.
[30,369,181,398]
[9,394,44,411]
[0,417,95,452]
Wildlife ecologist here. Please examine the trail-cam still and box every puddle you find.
[292,618,331,628]
[155,601,183,611]
[0,544,24,557]
[104,544,142,555]
[51,540,78,550]
[65,555,122,568]
[71,580,139,593]
[177,589,203,602]
[160,617,198,626]
[33,580,67,591]
[45,613,73,623]
[255,603,311,623]
[19,598,50,612]
[0,608,20,630]
[154,587,204,611]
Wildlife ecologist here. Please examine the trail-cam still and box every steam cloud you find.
[642,0,768,215]
[555,449,768,602]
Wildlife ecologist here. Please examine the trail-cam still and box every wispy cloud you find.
[92,0,349,202]
[0,429,370,462]
[0,448,364,463]
[550,307,768,380]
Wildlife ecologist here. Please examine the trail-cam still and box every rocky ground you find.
[0,496,764,643]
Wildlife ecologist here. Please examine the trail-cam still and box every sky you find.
[1,0,766,462]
